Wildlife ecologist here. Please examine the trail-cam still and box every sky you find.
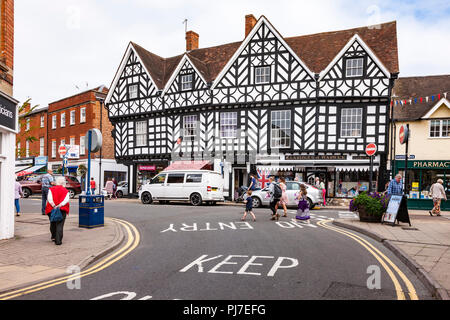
[14,0,450,109]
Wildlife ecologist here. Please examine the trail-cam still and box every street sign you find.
[399,125,409,145]
[66,145,80,159]
[58,145,68,157]
[86,129,103,153]
[365,143,377,157]
[382,195,411,226]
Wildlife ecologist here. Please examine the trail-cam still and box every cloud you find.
[13,0,450,107]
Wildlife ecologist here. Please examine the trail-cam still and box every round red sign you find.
[58,145,68,157]
[365,143,377,157]
[399,125,409,145]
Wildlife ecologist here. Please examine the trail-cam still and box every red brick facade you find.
[17,106,47,158]
[0,0,13,94]
[186,31,199,52]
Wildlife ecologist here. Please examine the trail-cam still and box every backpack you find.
[273,184,282,199]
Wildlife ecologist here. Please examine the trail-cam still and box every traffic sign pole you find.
[87,130,92,196]
[366,143,378,194]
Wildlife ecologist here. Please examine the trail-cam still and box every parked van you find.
[139,170,225,206]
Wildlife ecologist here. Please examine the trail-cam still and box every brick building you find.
[0,0,19,240]
[47,86,127,190]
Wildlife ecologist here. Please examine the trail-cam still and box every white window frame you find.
[220,112,238,138]
[129,84,138,99]
[52,141,56,158]
[80,107,86,123]
[181,74,193,91]
[61,113,66,128]
[341,108,363,138]
[346,58,364,77]
[40,137,44,157]
[40,116,45,128]
[70,110,76,125]
[429,119,450,138]
[26,118,30,131]
[52,115,57,129]
[135,121,147,147]
[26,141,30,157]
[70,137,75,146]
[183,115,197,137]
[270,110,292,149]
[61,139,65,147]
[80,136,86,155]
[17,142,21,158]
[255,66,271,84]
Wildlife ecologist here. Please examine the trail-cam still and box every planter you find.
[357,206,382,223]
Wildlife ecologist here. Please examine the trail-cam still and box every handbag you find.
[50,207,63,223]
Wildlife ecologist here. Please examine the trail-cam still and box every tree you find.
[16,98,40,158]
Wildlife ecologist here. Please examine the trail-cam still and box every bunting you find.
[391,91,449,107]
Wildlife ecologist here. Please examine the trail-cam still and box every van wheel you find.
[190,193,202,206]
[22,188,31,198]
[141,192,153,205]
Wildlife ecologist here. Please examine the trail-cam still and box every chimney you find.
[186,31,199,51]
[245,14,257,38]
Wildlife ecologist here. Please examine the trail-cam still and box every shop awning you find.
[164,161,211,171]
[257,165,294,172]
[15,166,31,173]
[336,165,378,172]
[16,165,46,177]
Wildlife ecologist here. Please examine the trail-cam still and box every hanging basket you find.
[357,206,382,223]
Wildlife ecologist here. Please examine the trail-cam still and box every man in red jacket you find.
[45,177,70,245]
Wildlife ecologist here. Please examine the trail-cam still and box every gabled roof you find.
[393,75,450,121]
[127,19,398,91]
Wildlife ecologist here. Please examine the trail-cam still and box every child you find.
[296,184,310,223]
[242,190,256,222]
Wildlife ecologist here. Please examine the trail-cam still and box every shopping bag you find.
[50,208,63,223]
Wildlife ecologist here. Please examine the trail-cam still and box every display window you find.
[336,170,377,198]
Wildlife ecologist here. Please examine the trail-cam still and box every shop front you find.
[394,160,450,210]
[135,162,169,192]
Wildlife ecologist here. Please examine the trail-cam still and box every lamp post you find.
[94,85,107,195]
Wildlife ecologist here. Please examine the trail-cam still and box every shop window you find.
[336,170,377,198]
[167,173,185,184]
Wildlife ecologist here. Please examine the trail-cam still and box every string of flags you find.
[391,91,448,107]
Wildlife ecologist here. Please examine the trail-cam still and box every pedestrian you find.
[15,177,23,217]
[387,174,404,196]
[320,179,327,207]
[41,169,55,215]
[248,173,257,191]
[429,179,447,217]
[241,190,256,222]
[90,177,96,195]
[276,177,288,217]
[112,178,118,199]
[296,184,310,223]
[45,177,70,245]
[105,178,114,200]
[268,176,282,221]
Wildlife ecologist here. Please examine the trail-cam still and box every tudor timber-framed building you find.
[105,15,399,199]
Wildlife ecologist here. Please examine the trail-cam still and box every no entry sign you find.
[58,145,68,157]
[365,143,377,157]
[399,125,409,145]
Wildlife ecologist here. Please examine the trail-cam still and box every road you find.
[13,198,434,300]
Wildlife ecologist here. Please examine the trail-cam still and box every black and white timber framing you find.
[105,17,398,196]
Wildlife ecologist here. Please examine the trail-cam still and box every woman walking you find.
[429,179,447,216]
[45,177,70,245]
[15,178,23,216]
[296,184,310,223]
[277,177,289,217]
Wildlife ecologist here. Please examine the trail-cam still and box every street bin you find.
[79,195,105,229]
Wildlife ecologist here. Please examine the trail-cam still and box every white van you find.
[139,170,225,206]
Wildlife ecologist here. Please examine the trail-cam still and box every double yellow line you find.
[0,218,140,300]
[317,220,418,300]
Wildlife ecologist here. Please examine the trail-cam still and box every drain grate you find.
[401,227,419,231]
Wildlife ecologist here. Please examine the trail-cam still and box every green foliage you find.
[351,192,388,216]
[77,164,87,177]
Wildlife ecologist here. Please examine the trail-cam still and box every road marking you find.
[0,218,140,300]
[317,220,418,300]
[338,213,359,219]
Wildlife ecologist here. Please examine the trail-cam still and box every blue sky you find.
[14,0,450,108]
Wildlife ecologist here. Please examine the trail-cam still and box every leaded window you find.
[341,108,363,138]
[129,84,138,99]
[183,115,197,137]
[220,112,238,138]
[135,121,147,147]
[271,110,291,149]
[181,74,193,91]
[255,66,271,84]
[346,58,364,77]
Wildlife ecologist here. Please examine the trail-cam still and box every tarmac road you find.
[15,198,434,300]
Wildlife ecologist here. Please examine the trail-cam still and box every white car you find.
[250,181,321,209]
[116,181,128,198]
[139,170,225,206]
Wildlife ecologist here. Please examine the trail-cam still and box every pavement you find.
[0,213,125,295]
[333,210,450,300]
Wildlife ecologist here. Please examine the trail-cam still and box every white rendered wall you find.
[0,130,16,239]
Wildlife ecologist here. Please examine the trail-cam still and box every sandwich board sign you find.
[382,195,411,226]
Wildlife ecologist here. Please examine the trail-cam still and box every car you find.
[116,181,129,198]
[139,170,225,206]
[250,181,321,210]
[19,174,82,199]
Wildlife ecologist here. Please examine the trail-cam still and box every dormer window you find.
[346,58,364,77]
[128,84,138,99]
[181,74,193,91]
[255,66,271,84]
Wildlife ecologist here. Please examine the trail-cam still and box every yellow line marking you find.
[0,218,140,300]
[318,220,418,300]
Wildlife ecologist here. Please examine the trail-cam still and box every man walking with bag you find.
[268,176,282,221]
[429,179,447,217]
[45,177,70,245]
